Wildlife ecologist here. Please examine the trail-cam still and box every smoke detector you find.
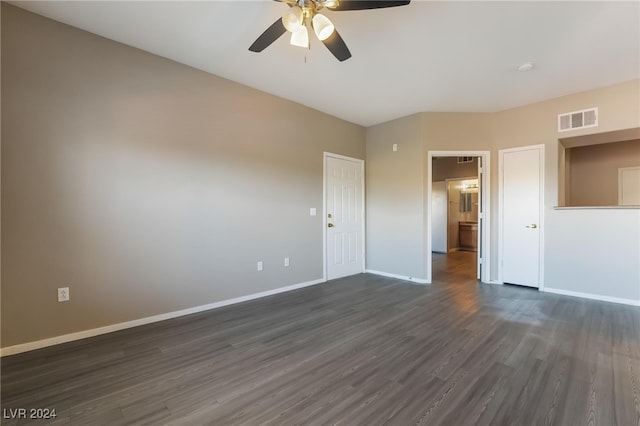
[517,62,535,72]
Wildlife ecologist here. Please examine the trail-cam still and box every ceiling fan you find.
[249,0,411,62]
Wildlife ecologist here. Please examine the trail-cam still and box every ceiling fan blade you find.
[329,0,410,11]
[321,29,352,62]
[249,18,287,52]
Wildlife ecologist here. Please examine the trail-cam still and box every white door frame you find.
[498,144,545,289]
[323,152,366,281]
[426,151,491,284]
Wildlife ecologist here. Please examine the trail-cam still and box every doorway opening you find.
[427,151,491,284]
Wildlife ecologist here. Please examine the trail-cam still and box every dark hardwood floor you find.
[2,252,639,425]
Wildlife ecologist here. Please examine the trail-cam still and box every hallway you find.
[432,250,479,284]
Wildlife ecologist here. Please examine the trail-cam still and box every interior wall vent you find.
[457,156,474,164]
[558,107,598,132]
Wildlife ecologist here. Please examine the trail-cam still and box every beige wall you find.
[366,80,640,302]
[491,80,640,301]
[366,113,491,279]
[365,114,424,278]
[432,157,478,182]
[1,5,365,348]
[568,139,640,206]
[3,4,639,350]
[422,113,493,151]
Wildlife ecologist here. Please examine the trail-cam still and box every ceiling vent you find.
[558,107,598,132]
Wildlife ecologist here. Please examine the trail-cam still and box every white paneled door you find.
[325,154,364,280]
[500,145,544,288]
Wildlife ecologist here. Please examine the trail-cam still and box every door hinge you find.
[478,167,484,173]
[479,212,484,219]
[479,258,483,265]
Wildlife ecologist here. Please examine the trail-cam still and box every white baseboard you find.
[365,269,428,284]
[542,287,640,306]
[0,278,325,357]
[483,280,503,285]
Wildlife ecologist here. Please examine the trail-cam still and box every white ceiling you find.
[11,0,640,127]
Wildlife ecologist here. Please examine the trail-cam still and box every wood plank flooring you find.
[2,251,640,425]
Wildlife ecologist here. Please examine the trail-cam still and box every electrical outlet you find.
[393,143,398,152]
[257,261,263,271]
[284,257,290,267]
[310,208,316,216]
[58,287,69,302]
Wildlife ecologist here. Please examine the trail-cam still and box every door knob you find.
[327,223,334,228]
[526,224,537,229]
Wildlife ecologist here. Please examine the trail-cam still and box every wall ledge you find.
[554,205,639,210]
[0,278,326,357]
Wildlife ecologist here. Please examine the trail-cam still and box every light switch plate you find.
[310,208,317,216]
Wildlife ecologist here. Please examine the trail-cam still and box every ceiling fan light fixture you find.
[290,25,309,48]
[249,0,411,61]
[312,13,335,41]
[282,6,303,32]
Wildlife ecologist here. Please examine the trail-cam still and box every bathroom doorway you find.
[427,151,491,283]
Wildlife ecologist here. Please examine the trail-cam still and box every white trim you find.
[322,155,327,282]
[485,280,504,285]
[554,205,640,210]
[323,152,366,281]
[0,278,325,357]
[542,287,640,307]
[426,150,491,284]
[498,144,545,290]
[365,269,428,284]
